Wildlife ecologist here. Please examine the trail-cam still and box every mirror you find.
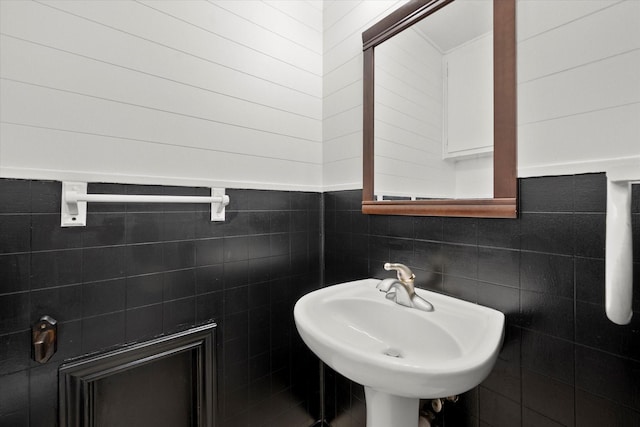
[362,0,517,218]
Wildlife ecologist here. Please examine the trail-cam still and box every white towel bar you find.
[61,181,229,227]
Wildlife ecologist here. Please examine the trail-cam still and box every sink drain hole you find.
[383,348,402,358]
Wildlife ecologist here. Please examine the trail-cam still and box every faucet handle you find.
[384,263,415,284]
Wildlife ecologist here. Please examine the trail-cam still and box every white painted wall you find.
[0,0,323,191]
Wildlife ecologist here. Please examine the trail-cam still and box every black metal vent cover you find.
[59,323,216,427]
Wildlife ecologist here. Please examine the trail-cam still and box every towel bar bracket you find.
[60,181,230,227]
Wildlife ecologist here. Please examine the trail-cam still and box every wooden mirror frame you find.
[362,0,517,218]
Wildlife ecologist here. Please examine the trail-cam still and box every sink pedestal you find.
[364,387,420,427]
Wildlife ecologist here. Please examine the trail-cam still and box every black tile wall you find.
[323,173,640,427]
[2,173,638,427]
[0,179,322,427]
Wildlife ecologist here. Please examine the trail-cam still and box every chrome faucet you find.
[377,263,434,312]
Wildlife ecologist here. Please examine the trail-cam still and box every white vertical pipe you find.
[605,178,633,325]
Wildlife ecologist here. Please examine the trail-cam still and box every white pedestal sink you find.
[293,279,505,427]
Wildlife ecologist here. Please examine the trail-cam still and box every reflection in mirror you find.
[374,0,494,200]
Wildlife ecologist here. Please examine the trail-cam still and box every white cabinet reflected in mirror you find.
[374,0,494,200]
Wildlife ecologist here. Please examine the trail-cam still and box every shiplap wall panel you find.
[0,3,320,120]
[264,1,323,33]
[1,123,320,190]
[517,0,640,175]
[0,0,322,190]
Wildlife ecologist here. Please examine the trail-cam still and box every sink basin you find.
[294,278,504,426]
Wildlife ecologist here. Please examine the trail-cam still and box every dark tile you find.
[248,282,270,308]
[0,179,31,213]
[574,173,606,213]
[270,233,290,257]
[634,214,640,263]
[478,387,521,427]
[81,311,125,353]
[522,369,575,427]
[414,216,443,241]
[477,217,520,249]
[0,292,30,335]
[162,211,196,241]
[270,211,290,233]
[31,284,83,323]
[443,276,478,303]
[31,213,83,251]
[477,282,519,319]
[30,249,82,289]
[247,235,270,259]
[575,300,640,361]
[163,297,196,333]
[520,175,574,213]
[388,237,413,266]
[194,210,226,238]
[481,356,521,403]
[633,183,640,213]
[574,213,605,258]
[0,370,29,425]
[83,279,126,317]
[522,407,565,427]
[369,215,389,237]
[0,214,30,254]
[82,213,125,247]
[520,213,574,255]
[291,211,309,234]
[224,260,249,290]
[125,273,163,308]
[125,304,163,341]
[335,210,351,234]
[478,247,519,287]
[51,320,82,362]
[225,287,249,315]
[30,180,60,213]
[520,252,573,298]
[0,253,30,294]
[223,311,248,343]
[521,329,574,384]
[163,269,196,300]
[82,246,125,282]
[125,243,163,276]
[520,291,574,340]
[195,291,223,323]
[333,190,360,211]
[224,236,250,262]
[389,216,414,239]
[575,345,640,411]
[442,244,477,279]
[29,363,58,427]
[196,265,224,295]
[222,211,250,237]
[125,212,163,243]
[195,238,224,267]
[575,388,640,427]
[0,330,31,375]
[162,241,195,270]
[412,241,442,273]
[443,217,478,245]
[575,257,604,304]
[248,211,270,234]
